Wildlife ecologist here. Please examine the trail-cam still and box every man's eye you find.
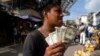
[55,10,61,13]
[57,10,61,12]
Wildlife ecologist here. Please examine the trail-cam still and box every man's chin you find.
[55,24,62,27]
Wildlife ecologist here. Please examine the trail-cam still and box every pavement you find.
[0,44,23,56]
[0,43,83,56]
[64,44,83,56]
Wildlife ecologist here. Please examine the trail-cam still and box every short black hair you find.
[40,3,60,19]
[35,0,61,12]
[34,0,61,19]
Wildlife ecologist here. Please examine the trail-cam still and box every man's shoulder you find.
[26,29,42,40]
[29,30,39,35]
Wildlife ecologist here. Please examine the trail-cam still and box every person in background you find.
[79,23,86,45]
[80,28,86,45]
[88,24,94,40]
[79,23,85,31]
[23,3,65,56]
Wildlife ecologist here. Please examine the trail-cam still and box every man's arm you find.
[23,33,36,56]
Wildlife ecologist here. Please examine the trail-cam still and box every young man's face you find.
[46,5,63,27]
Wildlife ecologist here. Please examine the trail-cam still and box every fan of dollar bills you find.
[45,27,76,45]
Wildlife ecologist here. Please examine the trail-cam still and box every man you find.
[80,28,86,45]
[79,23,86,44]
[23,3,65,56]
[88,24,94,40]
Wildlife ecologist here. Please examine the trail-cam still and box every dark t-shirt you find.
[23,29,48,56]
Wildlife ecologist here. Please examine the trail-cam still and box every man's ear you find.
[43,11,47,17]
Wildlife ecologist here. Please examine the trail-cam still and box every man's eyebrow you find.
[55,9,62,12]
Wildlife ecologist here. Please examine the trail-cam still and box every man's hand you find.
[44,41,65,56]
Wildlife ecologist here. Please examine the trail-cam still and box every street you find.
[0,44,23,56]
[64,44,83,56]
[0,43,83,56]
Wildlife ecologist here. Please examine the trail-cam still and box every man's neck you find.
[38,21,55,38]
[41,22,55,33]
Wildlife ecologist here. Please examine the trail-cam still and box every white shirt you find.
[79,25,85,31]
[88,26,94,33]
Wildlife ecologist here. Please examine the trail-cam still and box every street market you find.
[0,0,100,56]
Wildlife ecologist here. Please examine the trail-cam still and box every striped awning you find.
[20,9,41,19]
